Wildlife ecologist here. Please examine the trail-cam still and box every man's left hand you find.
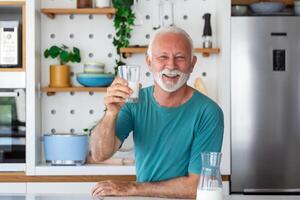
[91,180,137,197]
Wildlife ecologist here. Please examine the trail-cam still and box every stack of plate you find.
[76,62,115,87]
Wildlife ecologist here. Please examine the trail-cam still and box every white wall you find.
[25,0,232,175]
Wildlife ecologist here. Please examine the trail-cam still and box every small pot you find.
[49,64,71,88]
[43,134,89,166]
[77,0,93,8]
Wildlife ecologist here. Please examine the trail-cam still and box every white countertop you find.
[1,194,300,200]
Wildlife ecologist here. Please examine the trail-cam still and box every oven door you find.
[0,89,25,171]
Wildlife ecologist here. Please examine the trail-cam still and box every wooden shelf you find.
[120,47,220,58]
[40,8,116,19]
[41,86,107,96]
[0,68,25,72]
[232,0,294,6]
[0,172,230,182]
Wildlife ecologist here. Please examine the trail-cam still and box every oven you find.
[0,89,25,171]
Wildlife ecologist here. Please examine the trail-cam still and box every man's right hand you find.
[104,77,132,116]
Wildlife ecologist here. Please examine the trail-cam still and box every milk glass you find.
[197,152,223,200]
[118,65,140,103]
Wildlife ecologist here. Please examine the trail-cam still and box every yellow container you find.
[49,65,71,88]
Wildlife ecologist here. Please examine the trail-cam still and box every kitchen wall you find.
[25,0,231,175]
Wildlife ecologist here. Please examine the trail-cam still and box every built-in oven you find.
[0,89,25,171]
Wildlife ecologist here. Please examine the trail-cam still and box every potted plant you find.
[44,44,81,88]
[112,0,135,74]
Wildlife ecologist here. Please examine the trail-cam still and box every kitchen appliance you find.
[43,134,88,166]
[0,89,25,170]
[231,17,300,194]
[0,21,19,67]
[202,13,212,48]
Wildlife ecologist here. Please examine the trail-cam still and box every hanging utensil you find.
[133,0,144,26]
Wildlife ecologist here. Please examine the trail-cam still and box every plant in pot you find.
[112,0,135,74]
[44,44,81,88]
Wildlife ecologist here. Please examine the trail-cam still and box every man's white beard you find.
[153,68,190,92]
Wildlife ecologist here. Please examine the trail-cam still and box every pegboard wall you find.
[40,0,220,159]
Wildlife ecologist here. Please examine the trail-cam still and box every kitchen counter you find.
[1,194,300,200]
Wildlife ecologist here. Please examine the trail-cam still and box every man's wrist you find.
[128,181,139,196]
[105,110,118,118]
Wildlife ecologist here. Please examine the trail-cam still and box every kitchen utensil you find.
[194,77,208,96]
[202,13,212,48]
[76,72,114,87]
[232,5,248,16]
[132,0,143,26]
[250,2,285,14]
[197,152,223,200]
[86,156,135,165]
[83,62,105,73]
[43,134,89,166]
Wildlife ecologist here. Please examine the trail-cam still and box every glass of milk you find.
[118,65,140,103]
[197,152,223,200]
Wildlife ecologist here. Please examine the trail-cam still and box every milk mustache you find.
[196,188,223,200]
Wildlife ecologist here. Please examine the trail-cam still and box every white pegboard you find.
[40,0,220,162]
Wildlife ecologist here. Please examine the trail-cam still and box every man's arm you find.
[91,173,200,199]
[90,77,132,162]
[89,112,121,162]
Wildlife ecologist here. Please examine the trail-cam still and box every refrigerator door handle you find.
[244,188,300,193]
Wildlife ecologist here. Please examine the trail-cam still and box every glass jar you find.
[197,152,223,200]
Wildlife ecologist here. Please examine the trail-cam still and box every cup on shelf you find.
[95,0,111,8]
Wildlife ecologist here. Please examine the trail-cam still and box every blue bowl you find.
[250,2,285,14]
[76,73,115,87]
[44,134,88,166]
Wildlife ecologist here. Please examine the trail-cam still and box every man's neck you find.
[153,83,193,107]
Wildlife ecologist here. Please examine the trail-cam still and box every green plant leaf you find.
[44,49,50,58]
[48,46,61,59]
[60,50,69,64]
[73,47,80,55]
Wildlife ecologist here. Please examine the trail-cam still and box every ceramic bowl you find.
[43,134,88,166]
[83,62,105,73]
[232,5,248,16]
[250,2,285,14]
[76,72,115,87]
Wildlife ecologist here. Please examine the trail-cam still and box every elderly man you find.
[90,26,224,199]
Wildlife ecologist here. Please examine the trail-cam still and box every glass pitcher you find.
[196,152,223,200]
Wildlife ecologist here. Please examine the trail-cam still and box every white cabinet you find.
[27,182,96,194]
[0,183,26,194]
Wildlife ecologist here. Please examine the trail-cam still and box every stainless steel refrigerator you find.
[231,17,300,194]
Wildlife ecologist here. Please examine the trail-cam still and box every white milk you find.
[196,188,223,200]
[128,81,139,100]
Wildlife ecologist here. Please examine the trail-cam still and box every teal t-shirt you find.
[116,86,224,182]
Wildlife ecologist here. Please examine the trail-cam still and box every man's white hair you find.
[147,26,194,60]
